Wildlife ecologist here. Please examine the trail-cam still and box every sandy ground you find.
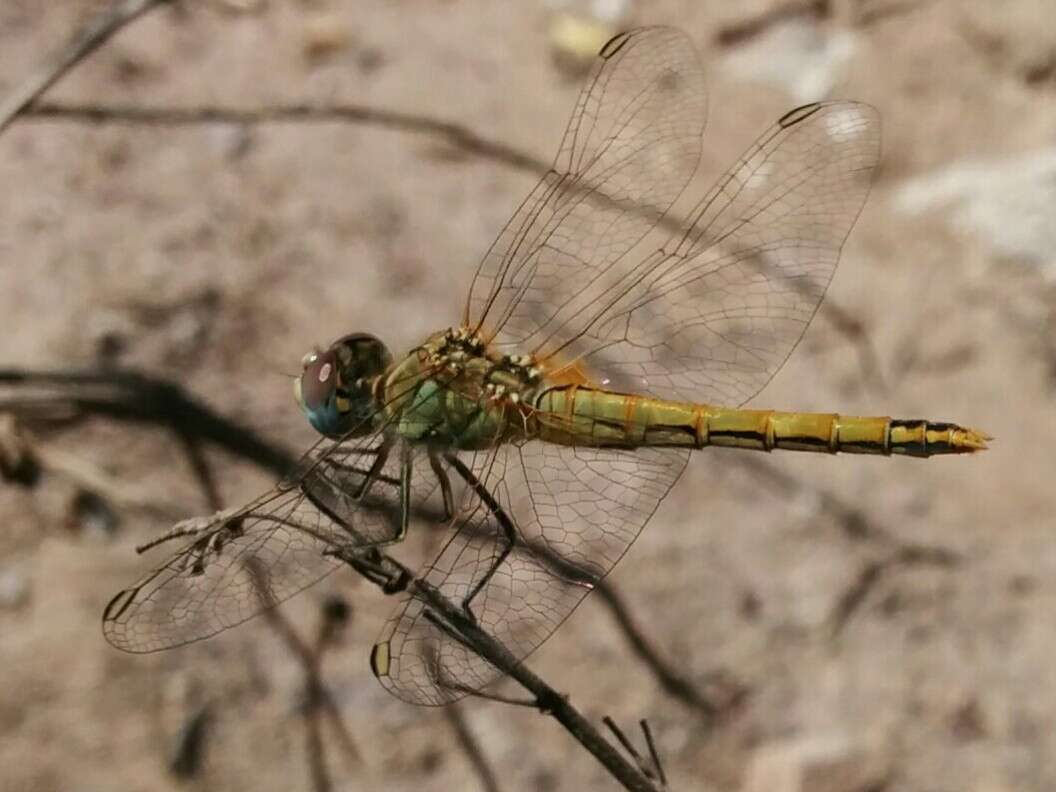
[2,1,1056,790]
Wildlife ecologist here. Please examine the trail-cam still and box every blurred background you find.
[1,0,1055,790]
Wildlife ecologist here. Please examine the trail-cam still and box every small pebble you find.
[303,14,352,62]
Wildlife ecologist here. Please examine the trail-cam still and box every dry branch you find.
[335,548,664,792]
[0,368,297,477]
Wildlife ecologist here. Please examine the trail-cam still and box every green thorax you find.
[378,329,542,451]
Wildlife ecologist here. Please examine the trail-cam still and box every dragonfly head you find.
[294,333,392,438]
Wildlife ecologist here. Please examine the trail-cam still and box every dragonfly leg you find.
[301,439,412,549]
[395,442,413,544]
[350,445,414,548]
[428,448,456,521]
[443,452,517,624]
[353,439,393,500]
[325,546,410,593]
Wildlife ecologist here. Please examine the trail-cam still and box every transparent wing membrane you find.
[466,27,709,355]
[102,426,446,653]
[375,441,688,704]
[102,486,345,653]
[467,41,878,406]
[576,102,880,404]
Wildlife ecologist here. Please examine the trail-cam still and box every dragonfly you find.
[102,26,988,706]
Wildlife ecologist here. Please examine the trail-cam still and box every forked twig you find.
[332,548,663,792]
[828,543,959,637]
[602,717,668,790]
[726,453,962,637]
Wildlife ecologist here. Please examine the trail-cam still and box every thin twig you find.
[303,699,331,792]
[730,453,885,544]
[639,721,666,789]
[715,0,827,46]
[310,598,363,767]
[714,0,928,46]
[0,0,173,134]
[23,101,548,174]
[820,300,888,395]
[603,717,644,765]
[726,453,963,637]
[38,442,188,520]
[602,717,667,789]
[175,431,224,512]
[0,412,187,518]
[169,703,213,780]
[443,704,503,792]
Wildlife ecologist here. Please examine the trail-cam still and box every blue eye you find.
[295,334,392,439]
[295,350,355,437]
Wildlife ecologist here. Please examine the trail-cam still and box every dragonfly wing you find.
[466,27,879,405]
[102,488,345,653]
[102,430,434,653]
[465,26,708,349]
[579,101,882,405]
[373,442,687,705]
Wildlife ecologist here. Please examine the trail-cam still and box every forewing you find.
[373,441,686,705]
[465,26,708,349]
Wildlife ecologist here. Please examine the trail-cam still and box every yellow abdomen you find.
[532,385,989,457]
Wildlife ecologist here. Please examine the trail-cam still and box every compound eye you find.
[301,350,320,370]
[298,348,339,413]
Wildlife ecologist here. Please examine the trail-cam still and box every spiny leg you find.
[395,442,413,545]
[305,440,395,546]
[322,446,417,593]
[308,439,414,550]
[428,448,456,521]
[443,452,517,624]
[332,449,458,602]
[351,442,415,549]
[352,438,393,500]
